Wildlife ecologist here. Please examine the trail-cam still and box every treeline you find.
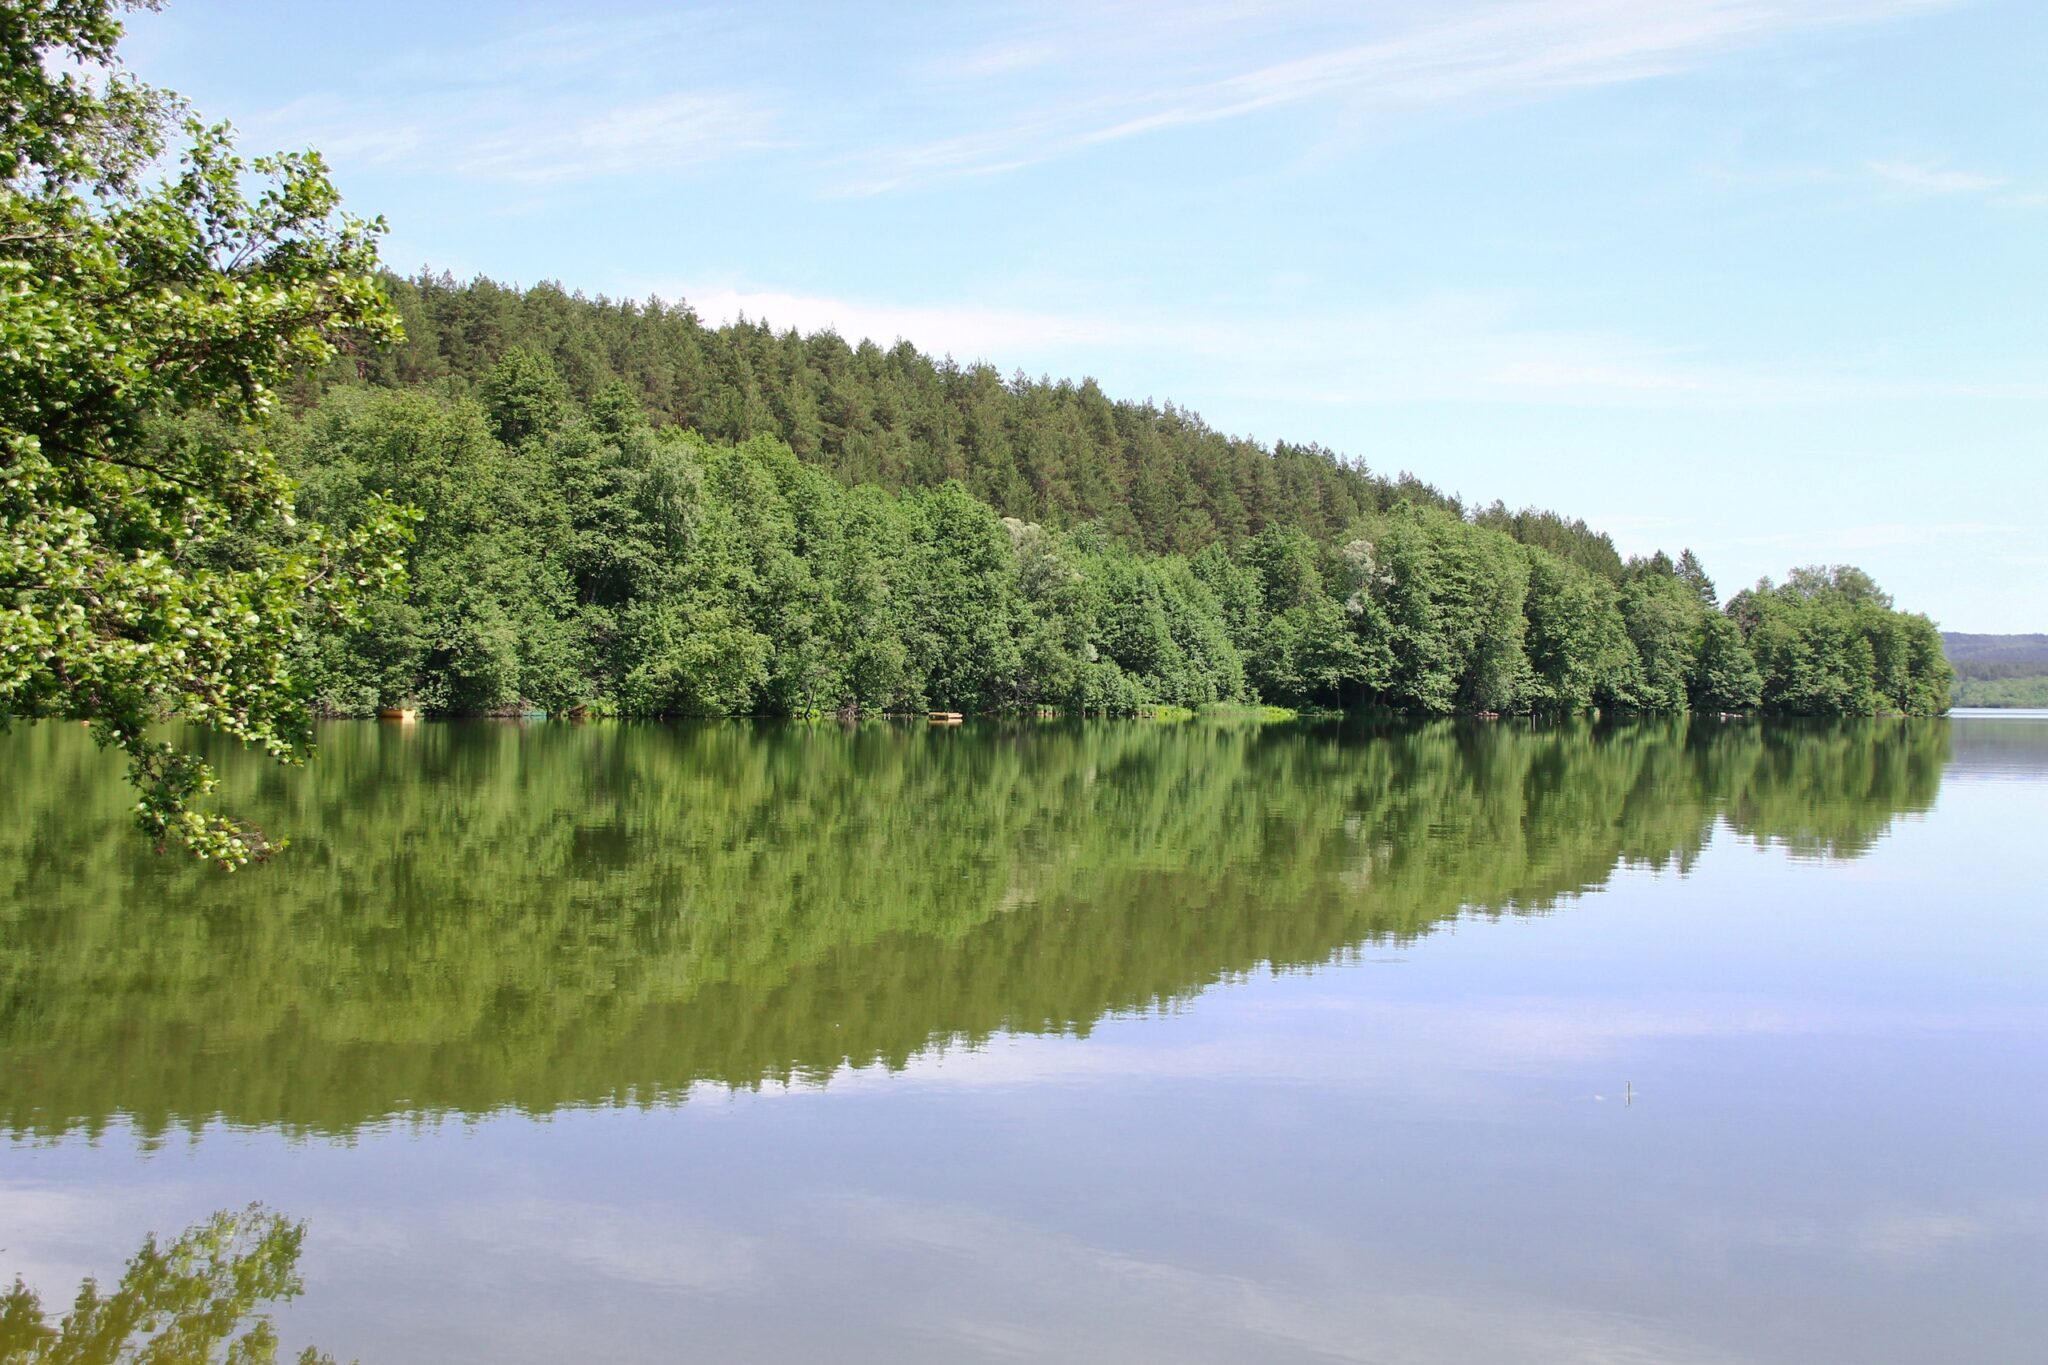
[277,349,1952,717]
[1940,633,2048,678]
[309,272,1628,570]
[1939,633,2048,706]
[1954,676,2048,707]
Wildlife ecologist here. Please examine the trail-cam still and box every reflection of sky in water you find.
[3,731,2046,1363]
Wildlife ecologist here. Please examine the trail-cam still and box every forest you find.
[1943,633,2048,708]
[269,273,1954,720]
[0,0,1963,868]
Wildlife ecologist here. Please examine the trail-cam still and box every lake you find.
[2,715,2043,1363]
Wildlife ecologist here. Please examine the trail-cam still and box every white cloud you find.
[387,15,706,90]
[658,280,2045,410]
[258,86,773,186]
[0,1178,213,1307]
[249,10,775,187]
[679,286,1179,360]
[1867,158,2006,194]
[250,0,1964,193]
[432,1197,762,1293]
[701,986,2048,1102]
[453,93,768,185]
[1704,150,2045,214]
[841,0,1966,192]
[810,1189,1754,1364]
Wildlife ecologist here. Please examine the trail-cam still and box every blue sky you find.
[125,1,2044,630]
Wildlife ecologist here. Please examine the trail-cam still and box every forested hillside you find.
[1943,634,2048,671]
[269,282,1955,720]
[1943,633,2048,707]
[308,273,1628,575]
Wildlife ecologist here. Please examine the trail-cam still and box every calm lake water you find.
[2,715,2044,1363]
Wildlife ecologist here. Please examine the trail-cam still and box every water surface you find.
[2,716,2043,1362]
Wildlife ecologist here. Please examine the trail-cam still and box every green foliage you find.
[5,5,1945,799]
[1230,527,1370,707]
[1359,505,1532,713]
[1619,573,1703,711]
[282,389,1280,718]
[322,273,1474,556]
[1691,611,1763,712]
[1952,674,2048,708]
[271,367,1951,723]
[1730,566,1951,717]
[1521,548,1632,712]
[479,346,568,447]
[286,389,577,714]
[1473,501,1625,581]
[1675,548,1718,608]
[901,481,1025,708]
[0,1204,338,1364]
[1939,633,2048,705]
[0,0,407,865]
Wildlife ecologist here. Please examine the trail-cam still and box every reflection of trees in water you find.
[0,716,1948,1138]
[0,1205,335,1364]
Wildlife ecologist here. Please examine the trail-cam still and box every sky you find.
[121,0,2046,631]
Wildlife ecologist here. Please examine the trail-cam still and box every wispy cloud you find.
[807,1189,1753,1365]
[248,0,1964,193]
[679,286,1171,358]
[1704,148,2041,210]
[457,93,768,185]
[260,88,773,187]
[1695,146,2048,218]
[1867,158,2006,195]
[838,0,1965,193]
[659,280,2046,409]
[702,988,2048,1101]
[384,14,707,90]
[249,13,776,186]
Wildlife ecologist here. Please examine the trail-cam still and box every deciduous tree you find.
[1,0,408,864]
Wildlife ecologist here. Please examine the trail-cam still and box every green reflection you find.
[0,717,1947,1139]
[0,1205,337,1365]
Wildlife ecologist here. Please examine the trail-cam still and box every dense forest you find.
[0,1,1966,866]
[267,273,1952,719]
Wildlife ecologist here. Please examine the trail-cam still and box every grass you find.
[1195,702,1301,723]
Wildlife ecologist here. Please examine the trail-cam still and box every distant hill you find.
[1942,634,2048,678]
[1944,634,2048,708]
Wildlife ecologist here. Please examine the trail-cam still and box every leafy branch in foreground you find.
[0,0,409,865]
